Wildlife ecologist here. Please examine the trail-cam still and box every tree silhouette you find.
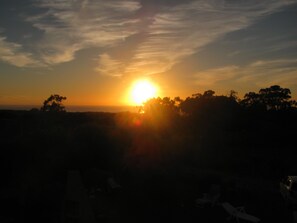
[240,92,265,111]
[259,85,294,110]
[143,97,179,115]
[40,94,67,112]
[228,90,239,102]
[203,90,215,98]
[241,85,296,111]
[180,90,216,115]
[179,90,241,120]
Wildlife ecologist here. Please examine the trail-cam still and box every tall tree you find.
[240,92,264,110]
[241,85,296,111]
[259,85,293,110]
[180,90,217,115]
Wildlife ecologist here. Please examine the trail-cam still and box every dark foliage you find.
[240,85,297,111]
[40,94,67,112]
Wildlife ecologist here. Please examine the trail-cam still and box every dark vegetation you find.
[1,85,297,222]
[40,94,67,112]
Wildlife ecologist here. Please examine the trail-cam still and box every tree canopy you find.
[179,90,239,116]
[40,94,67,112]
[240,85,296,111]
[142,85,296,118]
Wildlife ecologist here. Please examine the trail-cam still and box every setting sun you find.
[131,80,157,105]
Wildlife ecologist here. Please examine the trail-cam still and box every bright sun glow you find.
[131,80,157,105]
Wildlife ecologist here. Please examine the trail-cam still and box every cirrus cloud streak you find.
[125,0,297,76]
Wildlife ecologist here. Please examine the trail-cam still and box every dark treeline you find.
[140,85,297,176]
[0,85,297,222]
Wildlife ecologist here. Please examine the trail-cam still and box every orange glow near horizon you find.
[130,80,158,105]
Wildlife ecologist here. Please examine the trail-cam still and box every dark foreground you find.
[2,167,295,223]
[0,110,296,222]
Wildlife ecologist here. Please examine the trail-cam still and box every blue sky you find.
[1,0,297,105]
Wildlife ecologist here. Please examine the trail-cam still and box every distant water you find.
[0,105,139,113]
[66,105,139,113]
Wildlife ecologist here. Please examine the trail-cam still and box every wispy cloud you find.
[241,59,297,86]
[193,66,239,86]
[95,53,123,77]
[27,0,141,65]
[1,0,296,73]
[0,36,43,67]
[125,0,297,76]
[193,58,297,89]
[262,40,297,52]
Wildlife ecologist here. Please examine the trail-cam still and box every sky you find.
[1,0,297,106]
